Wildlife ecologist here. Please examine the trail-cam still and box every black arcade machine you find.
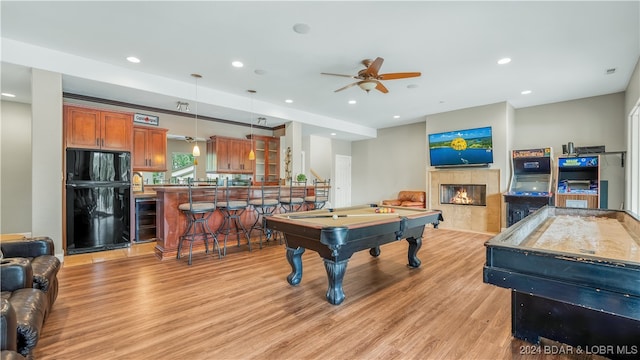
[504,148,554,227]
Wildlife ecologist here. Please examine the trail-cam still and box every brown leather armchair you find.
[382,190,426,208]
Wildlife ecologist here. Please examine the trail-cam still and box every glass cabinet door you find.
[255,138,266,181]
[249,135,280,185]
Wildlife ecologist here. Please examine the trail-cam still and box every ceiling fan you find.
[321,57,421,93]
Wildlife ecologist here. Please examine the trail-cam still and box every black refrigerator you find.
[66,149,131,254]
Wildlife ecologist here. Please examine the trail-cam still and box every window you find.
[152,152,195,184]
[628,106,639,215]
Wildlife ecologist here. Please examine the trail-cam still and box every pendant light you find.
[248,89,256,161]
[191,73,202,158]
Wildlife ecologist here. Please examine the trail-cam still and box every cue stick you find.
[287,213,400,219]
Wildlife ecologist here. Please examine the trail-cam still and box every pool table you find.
[265,204,443,305]
[484,206,640,359]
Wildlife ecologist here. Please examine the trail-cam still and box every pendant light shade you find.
[248,148,255,160]
[191,73,202,158]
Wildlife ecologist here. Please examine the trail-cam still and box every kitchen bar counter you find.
[153,185,323,260]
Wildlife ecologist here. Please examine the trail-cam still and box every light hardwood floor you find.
[35,229,585,359]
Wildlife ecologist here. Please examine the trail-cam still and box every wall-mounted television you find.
[428,126,494,167]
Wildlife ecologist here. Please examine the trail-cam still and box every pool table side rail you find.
[268,207,441,230]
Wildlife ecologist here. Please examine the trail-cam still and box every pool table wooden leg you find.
[285,246,305,285]
[406,236,422,268]
[323,258,349,305]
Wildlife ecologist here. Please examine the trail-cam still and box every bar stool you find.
[280,177,307,213]
[177,180,220,265]
[305,178,331,209]
[216,183,251,255]
[248,180,281,248]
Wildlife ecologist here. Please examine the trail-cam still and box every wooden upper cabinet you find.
[249,135,280,185]
[206,136,254,174]
[64,105,132,152]
[132,126,168,172]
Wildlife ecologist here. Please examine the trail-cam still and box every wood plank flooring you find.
[35,229,587,359]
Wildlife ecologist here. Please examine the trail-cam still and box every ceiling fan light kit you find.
[321,57,421,94]
[358,81,378,92]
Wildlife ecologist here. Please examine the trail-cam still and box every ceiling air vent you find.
[605,68,617,75]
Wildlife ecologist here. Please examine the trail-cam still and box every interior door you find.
[334,154,352,208]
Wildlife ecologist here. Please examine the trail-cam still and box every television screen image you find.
[428,126,494,167]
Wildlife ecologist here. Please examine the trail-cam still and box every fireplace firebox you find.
[440,184,487,206]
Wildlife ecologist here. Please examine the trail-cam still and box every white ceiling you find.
[2,1,639,141]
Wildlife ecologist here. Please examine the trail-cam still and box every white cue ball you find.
[332,214,339,220]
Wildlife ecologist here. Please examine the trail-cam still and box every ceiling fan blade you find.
[321,72,357,79]
[334,82,360,92]
[378,72,422,80]
[375,81,389,93]
[362,57,384,77]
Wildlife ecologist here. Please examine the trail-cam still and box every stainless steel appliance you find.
[66,149,131,254]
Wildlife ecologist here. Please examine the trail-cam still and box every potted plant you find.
[296,173,307,182]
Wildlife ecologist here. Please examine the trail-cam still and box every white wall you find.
[514,93,626,209]
[625,57,640,118]
[31,69,63,257]
[351,122,427,205]
[1,101,32,233]
[308,135,332,181]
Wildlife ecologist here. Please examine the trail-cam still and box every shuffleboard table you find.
[265,204,442,305]
[484,206,640,359]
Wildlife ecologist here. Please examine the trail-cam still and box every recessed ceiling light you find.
[232,61,244,68]
[521,90,532,95]
[254,69,267,75]
[605,68,616,75]
[126,56,140,63]
[285,99,293,103]
[348,100,356,105]
[497,57,511,65]
[393,115,400,119]
[407,84,418,89]
[1,92,16,98]
[293,23,310,34]
[331,133,337,136]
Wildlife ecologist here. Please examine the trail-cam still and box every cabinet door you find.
[251,136,279,185]
[133,127,167,171]
[217,138,232,171]
[242,140,254,174]
[254,138,266,181]
[228,139,244,172]
[132,127,148,169]
[100,112,132,151]
[206,139,217,172]
[65,106,101,149]
[266,138,279,183]
[147,129,167,171]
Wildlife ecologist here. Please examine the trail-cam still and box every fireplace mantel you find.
[429,169,501,233]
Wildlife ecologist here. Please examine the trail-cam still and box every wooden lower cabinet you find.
[133,126,168,171]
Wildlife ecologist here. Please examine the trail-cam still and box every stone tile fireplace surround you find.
[429,169,501,233]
